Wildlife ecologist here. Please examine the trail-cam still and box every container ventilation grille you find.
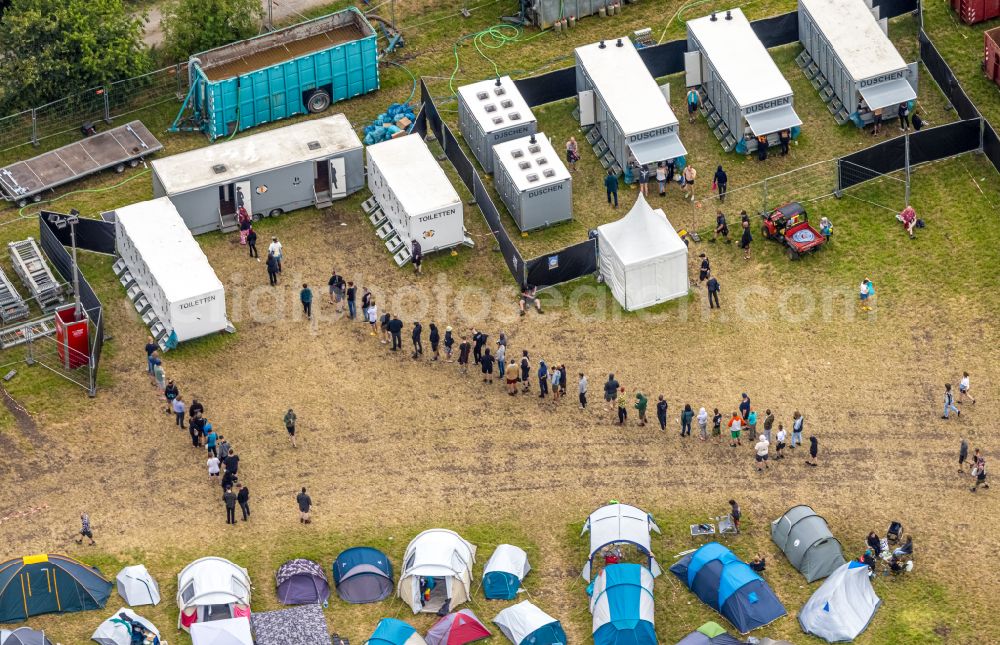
[518,161,532,170]
[536,156,548,166]
[528,145,541,154]
[494,86,506,96]
[307,141,322,150]
[501,99,513,108]
[508,112,521,121]
[492,117,504,125]
[543,168,556,178]
[511,149,524,159]
[526,173,539,183]
[476,91,489,100]
[212,164,227,174]
[484,104,497,113]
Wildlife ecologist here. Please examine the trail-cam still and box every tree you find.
[162,0,263,64]
[0,0,150,111]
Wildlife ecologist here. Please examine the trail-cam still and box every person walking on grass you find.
[300,284,313,319]
[224,449,239,477]
[566,136,579,171]
[712,408,722,443]
[656,396,668,431]
[284,409,297,448]
[206,425,218,458]
[686,87,700,123]
[755,435,770,472]
[74,513,96,545]
[959,438,969,474]
[237,483,250,521]
[634,392,648,426]
[943,384,961,419]
[388,315,403,351]
[697,407,709,441]
[680,404,694,437]
[444,326,455,362]
[520,351,531,392]
[682,164,697,202]
[959,372,976,404]
[172,395,186,429]
[429,323,440,361]
[729,499,741,533]
[458,337,471,374]
[247,228,258,260]
[412,321,423,359]
[728,412,742,447]
[707,273,721,309]
[411,239,423,275]
[605,170,619,208]
[538,360,549,399]
[604,374,620,410]
[481,348,495,384]
[638,164,650,197]
[970,454,989,492]
[265,252,279,286]
[713,165,728,202]
[806,435,819,466]
[297,487,312,524]
[472,329,487,365]
[579,373,588,409]
[740,220,753,260]
[550,364,562,401]
[775,424,787,459]
[698,254,710,288]
[791,411,803,448]
[223,488,237,525]
[617,388,628,425]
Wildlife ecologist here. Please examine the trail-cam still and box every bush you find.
[162,0,264,63]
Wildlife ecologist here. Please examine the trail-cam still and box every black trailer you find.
[0,121,163,207]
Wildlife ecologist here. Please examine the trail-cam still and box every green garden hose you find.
[16,169,152,218]
[449,24,550,95]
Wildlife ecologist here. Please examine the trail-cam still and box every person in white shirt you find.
[958,372,976,404]
[775,425,787,460]
[268,237,283,272]
[754,435,770,471]
[207,455,221,482]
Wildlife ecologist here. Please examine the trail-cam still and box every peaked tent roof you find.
[176,557,251,611]
[116,565,161,607]
[580,503,662,581]
[401,530,476,578]
[252,603,332,645]
[674,621,745,645]
[333,547,394,604]
[426,609,491,645]
[190,617,253,645]
[0,554,112,622]
[597,195,687,266]
[367,619,428,645]
[771,505,846,582]
[91,608,160,645]
[798,560,881,643]
[493,601,566,645]
[483,545,530,600]
[590,564,657,645]
[275,559,330,605]
[1,628,53,645]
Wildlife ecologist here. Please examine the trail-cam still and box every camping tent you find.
[366,619,427,645]
[426,609,491,645]
[590,564,657,645]
[91,608,160,645]
[333,547,394,603]
[176,557,251,631]
[483,545,531,600]
[116,565,161,606]
[580,503,662,581]
[675,622,744,645]
[276,559,330,605]
[0,628,52,645]
[670,542,786,634]
[252,604,332,645]
[0,554,112,622]
[597,194,689,311]
[190,617,253,645]
[397,530,476,614]
[771,505,846,582]
[798,560,881,642]
[493,601,566,645]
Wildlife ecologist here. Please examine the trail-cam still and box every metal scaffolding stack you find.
[8,237,64,312]
[0,266,29,324]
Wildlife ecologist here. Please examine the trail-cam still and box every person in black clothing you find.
[779,129,791,156]
[757,134,769,161]
[144,336,158,375]
[247,228,258,259]
[729,499,741,533]
[444,326,454,361]
[297,487,312,524]
[164,380,179,415]
[361,288,373,314]
[706,273,720,309]
[411,239,423,274]
[898,102,910,131]
[698,254,710,287]
[221,468,237,493]
[739,393,751,421]
[457,337,471,374]
[189,418,202,448]
[912,111,924,131]
[346,282,357,319]
[740,221,753,260]
[603,373,619,409]
[223,488,237,525]
[237,483,250,521]
[224,449,239,476]
[388,316,403,351]
[481,348,495,384]
[656,395,667,431]
[411,322,423,358]
[714,211,729,242]
[519,351,531,392]
[189,398,204,420]
[713,165,727,202]
[806,435,819,466]
[266,252,279,286]
[428,323,440,361]
[472,329,487,365]
[866,531,882,557]
[750,555,766,572]
[379,311,391,345]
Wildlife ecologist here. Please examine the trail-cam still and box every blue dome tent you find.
[493,601,566,645]
[0,554,111,623]
[590,564,657,645]
[333,547,393,604]
[366,618,427,645]
[482,545,530,600]
[669,543,785,634]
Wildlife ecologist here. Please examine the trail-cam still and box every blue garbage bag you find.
[734,138,747,154]
[790,125,801,139]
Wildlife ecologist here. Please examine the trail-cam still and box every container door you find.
[314,161,330,197]
[329,157,347,200]
[234,181,252,220]
[684,51,702,87]
[578,90,595,126]
[219,184,236,216]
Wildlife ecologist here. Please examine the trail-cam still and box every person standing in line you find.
[206,425,218,458]
[472,329,487,365]
[739,393,751,422]
[481,348,495,384]
[755,435,770,471]
[411,321,423,358]
[682,164,697,202]
[712,409,722,444]
[713,165,727,202]
[616,388,628,425]
[216,435,231,466]
[520,351,531,392]
[775,424,786,459]
[237,483,250,521]
[284,409,297,448]
[550,364,561,401]
[579,373,588,409]
[656,396,668,431]
[190,398,204,421]
[388,315,403,351]
[762,409,775,443]
[756,134,769,161]
[74,513,96,545]
[538,360,549,399]
[189,415,203,448]
[697,407,709,441]
[958,438,969,474]
[638,164,650,197]
[779,129,791,156]
[566,136,579,171]
[506,360,520,395]
[411,239,423,275]
[698,254,710,288]
[266,252,279,286]
[605,170,619,208]
[300,284,313,319]
[144,336,158,375]
[429,323,440,361]
[163,379,179,415]
[223,488,237,525]
[360,287,372,316]
[327,270,339,306]
[958,372,976,404]
[379,310,391,344]
[656,162,667,196]
[706,273,720,309]
[680,404,694,437]
[729,499,741,533]
[728,412,742,447]
[943,384,961,419]
[173,395,186,429]
[604,374,620,410]
[495,342,506,380]
[898,102,910,131]
[686,87,700,123]
[346,282,357,319]
[207,452,221,483]
[296,487,312,524]
[806,436,819,466]
[444,326,455,361]
[366,299,378,336]
[634,392,648,426]
[268,236,283,271]
[457,336,471,374]
[746,408,757,442]
[791,411,803,448]
[223,449,239,477]
[559,364,568,398]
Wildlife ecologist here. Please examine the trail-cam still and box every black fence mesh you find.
[524,239,597,288]
[40,214,116,254]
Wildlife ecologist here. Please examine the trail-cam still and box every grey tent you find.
[675,622,744,644]
[1,628,53,645]
[771,505,845,582]
[252,604,332,645]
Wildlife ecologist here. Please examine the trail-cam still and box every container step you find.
[368,209,387,227]
[585,129,601,145]
[361,197,380,214]
[112,258,127,276]
[834,109,851,126]
[384,235,404,253]
[393,246,412,267]
[375,222,395,240]
[810,76,827,91]
[795,50,813,68]
[723,133,738,152]
[820,86,835,103]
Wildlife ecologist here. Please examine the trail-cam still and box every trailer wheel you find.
[252,212,263,221]
[32,195,41,203]
[268,208,283,218]
[129,158,139,168]
[761,225,769,239]
[16,199,27,208]
[114,163,126,173]
[787,247,799,261]
[306,89,332,114]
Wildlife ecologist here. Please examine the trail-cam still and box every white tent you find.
[580,503,662,581]
[482,545,531,600]
[91,608,160,645]
[597,194,689,311]
[397,529,476,614]
[493,601,566,645]
[190,617,254,645]
[116,565,161,606]
[798,561,881,642]
[176,557,252,631]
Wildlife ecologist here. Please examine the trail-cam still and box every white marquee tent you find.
[798,561,881,642]
[176,557,251,631]
[91,608,160,645]
[580,503,662,581]
[397,529,477,614]
[116,565,161,606]
[597,194,689,311]
[190,617,254,645]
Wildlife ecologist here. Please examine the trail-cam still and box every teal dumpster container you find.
[178,8,379,141]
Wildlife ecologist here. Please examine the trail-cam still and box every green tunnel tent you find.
[0,554,112,623]
[770,505,846,582]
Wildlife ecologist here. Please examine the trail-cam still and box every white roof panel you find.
[152,114,362,194]
[858,77,916,110]
[492,133,570,192]
[115,198,224,303]
[576,39,679,136]
[366,135,461,216]
[457,76,536,134]
[687,9,793,108]
[799,0,908,81]
[744,104,803,135]
[629,133,687,165]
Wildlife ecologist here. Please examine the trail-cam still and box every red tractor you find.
[760,202,827,260]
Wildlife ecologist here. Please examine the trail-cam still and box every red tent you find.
[425,609,491,645]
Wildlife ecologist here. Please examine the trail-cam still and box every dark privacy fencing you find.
[41,216,116,255]
[524,238,598,288]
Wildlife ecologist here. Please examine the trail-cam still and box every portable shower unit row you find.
[686,9,802,153]
[457,76,537,174]
[366,135,467,262]
[797,0,917,126]
[112,198,230,346]
[575,38,687,175]
[152,115,364,235]
[492,133,572,231]
[175,8,380,140]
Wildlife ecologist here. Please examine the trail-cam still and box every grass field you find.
[0,1,998,644]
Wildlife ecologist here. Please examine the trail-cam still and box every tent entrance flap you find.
[745,105,802,136]
[629,134,687,165]
[858,77,916,111]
